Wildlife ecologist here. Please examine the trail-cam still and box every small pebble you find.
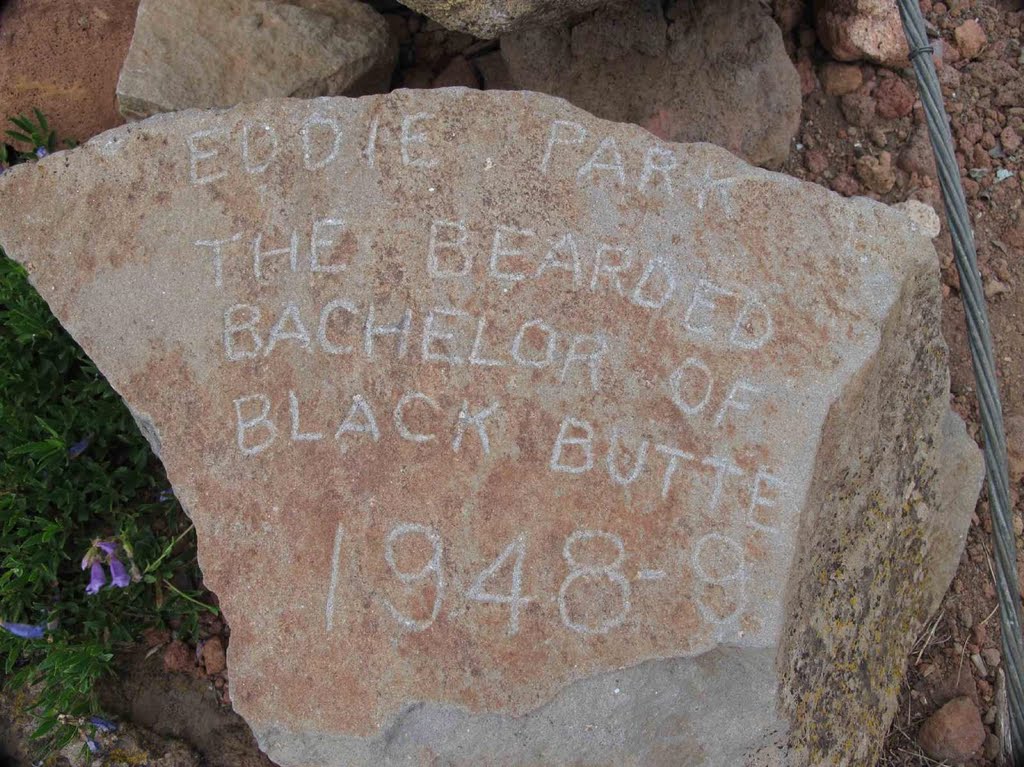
[918,697,986,762]
[955,19,988,61]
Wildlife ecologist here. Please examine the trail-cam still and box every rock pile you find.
[814,0,910,67]
[400,0,617,37]
[3,0,1016,765]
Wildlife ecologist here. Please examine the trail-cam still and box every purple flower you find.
[85,736,99,754]
[34,146,47,159]
[88,716,118,733]
[109,556,130,588]
[96,540,118,556]
[85,561,106,595]
[158,488,175,502]
[83,540,137,594]
[68,437,90,458]
[0,621,46,639]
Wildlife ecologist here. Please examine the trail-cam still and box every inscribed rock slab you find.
[0,89,981,766]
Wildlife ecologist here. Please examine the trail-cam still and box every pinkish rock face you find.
[814,0,910,67]
[0,90,980,766]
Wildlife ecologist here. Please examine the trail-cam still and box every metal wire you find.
[895,1,1024,759]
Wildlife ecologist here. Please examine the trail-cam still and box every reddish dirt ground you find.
[0,0,138,145]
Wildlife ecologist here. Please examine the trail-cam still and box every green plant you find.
[4,109,75,162]
[0,113,210,758]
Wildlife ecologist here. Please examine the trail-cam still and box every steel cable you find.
[895,1,1024,759]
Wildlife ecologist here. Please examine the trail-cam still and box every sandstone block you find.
[892,200,941,239]
[501,0,801,168]
[0,90,981,766]
[116,0,395,120]
[874,76,916,119]
[201,636,228,676]
[820,62,864,96]
[954,19,987,61]
[771,0,807,33]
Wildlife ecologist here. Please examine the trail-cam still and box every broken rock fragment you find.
[0,90,981,766]
[814,0,910,67]
[501,0,802,168]
[116,0,395,120]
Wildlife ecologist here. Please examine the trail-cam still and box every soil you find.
[96,645,274,767]
[0,0,139,147]
[1,0,1023,765]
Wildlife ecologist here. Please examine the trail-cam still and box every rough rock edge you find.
[778,239,981,765]
[129,406,163,458]
[116,0,395,121]
[253,647,786,766]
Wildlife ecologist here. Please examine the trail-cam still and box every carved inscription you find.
[152,99,824,731]
[184,110,788,647]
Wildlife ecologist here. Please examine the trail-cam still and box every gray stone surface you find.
[0,89,981,766]
[501,0,802,168]
[400,0,620,38]
[117,0,396,120]
[258,648,785,765]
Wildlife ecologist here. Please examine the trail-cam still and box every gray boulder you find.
[117,0,396,120]
[501,0,802,168]
[400,0,621,38]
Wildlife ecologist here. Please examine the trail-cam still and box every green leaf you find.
[33,108,49,133]
[8,115,34,132]
[9,437,64,461]
[34,416,61,439]
[54,725,79,751]
[31,718,57,739]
